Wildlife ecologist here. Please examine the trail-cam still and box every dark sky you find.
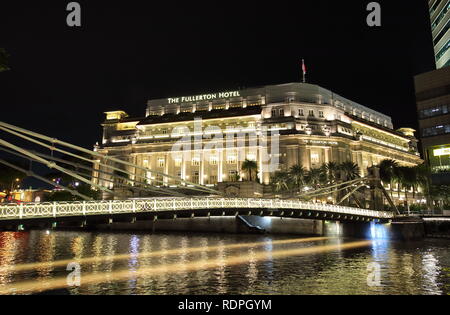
[0,0,436,152]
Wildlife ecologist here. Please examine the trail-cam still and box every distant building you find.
[413,1,450,185]
[430,0,450,69]
[415,67,450,183]
[95,82,422,199]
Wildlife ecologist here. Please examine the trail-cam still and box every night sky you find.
[0,0,436,151]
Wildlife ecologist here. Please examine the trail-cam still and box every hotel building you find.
[95,82,422,191]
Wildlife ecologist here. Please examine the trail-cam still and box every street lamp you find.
[10,178,20,193]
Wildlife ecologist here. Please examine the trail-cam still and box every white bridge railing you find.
[0,198,394,221]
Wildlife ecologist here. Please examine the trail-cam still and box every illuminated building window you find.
[229,102,242,108]
[174,159,182,167]
[247,154,256,161]
[192,171,200,184]
[279,109,285,116]
[210,175,218,184]
[210,156,218,165]
[192,158,201,166]
[319,111,324,118]
[213,104,225,110]
[311,152,320,164]
[157,158,165,168]
[428,145,450,173]
[420,105,449,119]
[227,155,237,164]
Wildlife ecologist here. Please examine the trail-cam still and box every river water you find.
[0,230,449,295]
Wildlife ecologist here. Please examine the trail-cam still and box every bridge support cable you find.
[0,159,92,201]
[0,138,114,195]
[0,125,204,196]
[337,184,366,205]
[0,121,220,195]
[0,147,187,198]
[299,178,367,197]
[297,179,367,200]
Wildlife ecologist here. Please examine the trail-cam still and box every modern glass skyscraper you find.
[430,0,450,68]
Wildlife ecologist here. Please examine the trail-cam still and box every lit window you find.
[192,171,200,183]
[319,111,324,118]
[210,156,218,165]
[157,158,165,168]
[192,158,200,166]
[174,159,182,167]
[279,109,285,116]
[227,155,237,164]
[311,153,320,164]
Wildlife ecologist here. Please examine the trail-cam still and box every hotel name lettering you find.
[168,91,241,104]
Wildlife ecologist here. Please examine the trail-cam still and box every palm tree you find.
[270,171,289,193]
[322,162,340,185]
[339,161,360,181]
[398,166,416,211]
[0,48,9,72]
[305,168,324,189]
[241,159,258,182]
[379,159,399,198]
[289,165,306,193]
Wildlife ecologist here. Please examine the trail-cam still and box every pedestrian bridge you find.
[0,198,394,224]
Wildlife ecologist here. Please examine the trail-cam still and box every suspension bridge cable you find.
[0,121,220,195]
[0,138,113,194]
[0,146,186,198]
[0,159,92,201]
[0,125,209,195]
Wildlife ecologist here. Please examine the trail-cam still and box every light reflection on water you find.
[0,230,449,295]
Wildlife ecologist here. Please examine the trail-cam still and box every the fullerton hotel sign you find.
[168,91,241,104]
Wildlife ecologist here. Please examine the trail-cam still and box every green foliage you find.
[0,48,10,72]
[241,159,258,182]
[45,183,101,202]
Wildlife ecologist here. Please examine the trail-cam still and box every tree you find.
[0,48,10,72]
[379,159,399,198]
[241,159,258,182]
[305,168,325,189]
[289,165,306,193]
[270,171,289,193]
[322,162,340,185]
[339,161,360,181]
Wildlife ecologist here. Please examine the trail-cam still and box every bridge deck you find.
[0,198,394,222]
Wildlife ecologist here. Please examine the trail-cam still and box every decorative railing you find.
[0,198,394,221]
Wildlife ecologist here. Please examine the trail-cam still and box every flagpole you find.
[302,59,306,83]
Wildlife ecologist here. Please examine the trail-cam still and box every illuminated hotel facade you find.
[95,83,422,190]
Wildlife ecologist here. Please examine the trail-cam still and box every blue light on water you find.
[368,222,390,240]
